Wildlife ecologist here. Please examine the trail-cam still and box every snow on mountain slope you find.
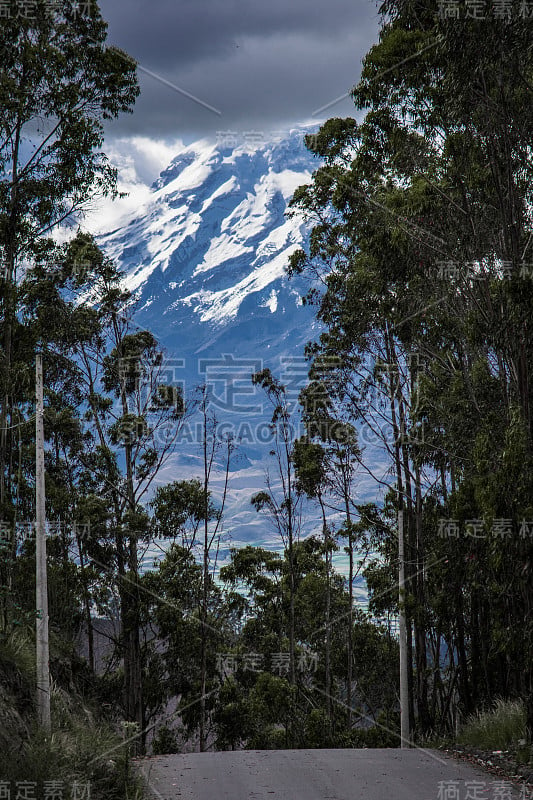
[95,127,382,584]
[98,128,318,346]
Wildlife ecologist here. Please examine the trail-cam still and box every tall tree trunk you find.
[414,462,430,733]
[200,395,209,752]
[114,318,144,753]
[384,324,414,739]
[343,465,354,730]
[319,495,331,724]
[77,532,95,674]
[0,117,22,509]
[456,585,472,715]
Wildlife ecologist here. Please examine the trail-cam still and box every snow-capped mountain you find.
[98,127,320,356]
[95,127,375,594]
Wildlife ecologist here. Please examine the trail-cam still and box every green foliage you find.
[303,708,334,748]
[212,679,249,750]
[151,725,180,755]
[293,438,326,498]
[342,715,401,748]
[214,544,400,749]
[151,480,215,544]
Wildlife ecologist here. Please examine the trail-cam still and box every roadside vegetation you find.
[0,629,143,798]
[458,699,527,752]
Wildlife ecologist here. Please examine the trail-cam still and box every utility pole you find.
[36,349,50,730]
[398,507,410,746]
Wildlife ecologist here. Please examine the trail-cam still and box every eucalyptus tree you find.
[195,386,233,751]
[0,0,138,509]
[251,369,302,692]
[297,377,368,727]
[288,121,439,733]
[352,2,533,733]
[151,386,234,750]
[0,0,139,704]
[288,0,533,735]
[27,233,187,746]
[293,436,333,723]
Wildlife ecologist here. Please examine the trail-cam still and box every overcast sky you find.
[99,0,381,145]
[79,0,381,228]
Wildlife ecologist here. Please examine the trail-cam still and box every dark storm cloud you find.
[99,0,380,140]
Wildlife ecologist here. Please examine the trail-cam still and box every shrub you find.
[152,725,179,755]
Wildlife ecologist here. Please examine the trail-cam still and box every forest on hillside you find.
[1,0,533,792]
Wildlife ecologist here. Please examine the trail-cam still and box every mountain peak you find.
[150,125,320,192]
[98,125,321,335]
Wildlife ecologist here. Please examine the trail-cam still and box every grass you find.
[458,698,527,751]
[0,630,146,799]
[0,627,36,682]
[2,692,146,799]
